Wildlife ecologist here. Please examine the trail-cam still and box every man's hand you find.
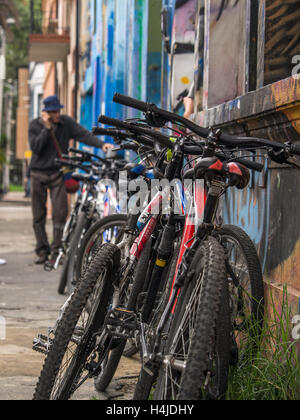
[102,143,115,153]
[183,97,194,120]
[41,113,53,130]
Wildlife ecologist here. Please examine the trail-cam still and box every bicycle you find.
[110,94,300,400]
[97,111,264,400]
[47,148,128,295]
[33,94,300,400]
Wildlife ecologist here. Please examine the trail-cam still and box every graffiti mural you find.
[223,164,270,273]
[170,0,197,111]
[216,0,240,21]
[264,0,300,86]
[203,0,247,109]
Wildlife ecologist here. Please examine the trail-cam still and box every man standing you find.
[29,95,113,265]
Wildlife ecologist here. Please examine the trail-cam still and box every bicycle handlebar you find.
[54,158,91,173]
[97,115,265,171]
[98,115,175,149]
[92,127,130,140]
[69,147,106,163]
[112,93,300,156]
[231,158,264,172]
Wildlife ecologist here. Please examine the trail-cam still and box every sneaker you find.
[35,254,49,265]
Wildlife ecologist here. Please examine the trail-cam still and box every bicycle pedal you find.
[32,334,53,355]
[105,308,137,339]
[44,261,54,272]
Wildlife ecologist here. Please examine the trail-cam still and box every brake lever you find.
[267,147,290,164]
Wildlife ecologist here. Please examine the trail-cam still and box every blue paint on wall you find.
[80,0,163,148]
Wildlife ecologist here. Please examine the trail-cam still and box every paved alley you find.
[0,196,140,400]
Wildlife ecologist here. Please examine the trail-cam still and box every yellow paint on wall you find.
[181,76,190,85]
[270,237,300,292]
[271,78,300,134]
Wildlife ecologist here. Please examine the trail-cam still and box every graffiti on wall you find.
[203,0,247,109]
[216,0,240,21]
[170,0,197,111]
[223,160,270,273]
[264,0,300,86]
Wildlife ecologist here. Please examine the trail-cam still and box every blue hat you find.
[42,95,64,112]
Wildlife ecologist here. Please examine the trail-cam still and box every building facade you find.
[172,0,300,316]
[24,0,300,317]
[79,0,162,139]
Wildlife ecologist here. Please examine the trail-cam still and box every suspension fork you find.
[149,177,226,362]
[141,215,177,323]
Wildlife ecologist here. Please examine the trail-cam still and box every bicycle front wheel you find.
[154,236,230,400]
[33,243,121,400]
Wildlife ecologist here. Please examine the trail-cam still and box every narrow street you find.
[0,194,140,400]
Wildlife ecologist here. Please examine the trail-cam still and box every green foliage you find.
[226,286,300,400]
[9,184,24,192]
[0,133,6,170]
[0,148,5,167]
[6,0,42,80]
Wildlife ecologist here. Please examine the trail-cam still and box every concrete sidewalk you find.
[0,191,31,206]
[0,202,140,400]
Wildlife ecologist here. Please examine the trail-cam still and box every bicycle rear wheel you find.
[58,211,87,295]
[33,243,121,400]
[215,225,264,364]
[74,214,127,286]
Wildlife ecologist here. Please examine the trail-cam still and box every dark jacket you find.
[29,115,104,173]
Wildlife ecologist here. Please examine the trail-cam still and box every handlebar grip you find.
[119,143,139,151]
[92,127,120,136]
[54,158,91,173]
[68,147,85,155]
[290,144,300,156]
[68,147,105,163]
[98,115,127,129]
[61,154,73,160]
[113,93,149,113]
[62,154,84,163]
[55,158,69,166]
[183,145,204,155]
[234,158,264,172]
[135,135,155,148]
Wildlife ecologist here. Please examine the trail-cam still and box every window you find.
[264,0,300,86]
[203,0,248,109]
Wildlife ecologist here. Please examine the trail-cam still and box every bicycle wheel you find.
[57,211,87,295]
[57,210,79,295]
[215,225,264,363]
[154,236,230,400]
[74,214,128,286]
[33,243,121,400]
[66,211,92,295]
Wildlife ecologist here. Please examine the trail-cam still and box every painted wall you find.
[170,0,197,112]
[264,0,300,86]
[190,0,300,317]
[80,0,162,142]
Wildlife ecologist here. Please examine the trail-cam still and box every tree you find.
[0,0,19,38]
[5,0,42,80]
